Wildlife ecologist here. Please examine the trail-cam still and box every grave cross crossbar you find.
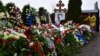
[54,0,66,12]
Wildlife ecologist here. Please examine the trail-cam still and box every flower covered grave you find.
[0,22,94,56]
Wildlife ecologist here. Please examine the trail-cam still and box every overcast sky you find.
[1,0,100,13]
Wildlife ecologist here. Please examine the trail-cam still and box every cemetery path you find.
[76,31,100,56]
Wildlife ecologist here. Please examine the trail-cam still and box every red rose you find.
[55,38,61,43]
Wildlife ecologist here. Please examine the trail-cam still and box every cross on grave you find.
[54,0,66,12]
[54,0,66,26]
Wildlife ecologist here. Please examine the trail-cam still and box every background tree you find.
[67,0,82,23]
[22,4,30,16]
[5,3,15,13]
[31,7,37,16]
[38,7,45,16]
[50,13,55,24]
[38,7,49,16]
[0,1,9,19]
[0,1,4,12]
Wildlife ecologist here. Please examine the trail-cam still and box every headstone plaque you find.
[54,0,66,26]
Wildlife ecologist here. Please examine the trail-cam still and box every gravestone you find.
[54,0,66,26]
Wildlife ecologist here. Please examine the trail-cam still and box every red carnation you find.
[55,37,61,43]
[29,41,44,56]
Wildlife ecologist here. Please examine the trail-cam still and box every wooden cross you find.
[54,0,66,12]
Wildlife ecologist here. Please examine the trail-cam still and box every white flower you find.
[51,37,54,40]
[29,42,34,46]
[78,24,91,32]
[14,53,17,56]
[74,35,80,42]
[0,12,5,19]
[4,31,10,35]
[60,26,64,32]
